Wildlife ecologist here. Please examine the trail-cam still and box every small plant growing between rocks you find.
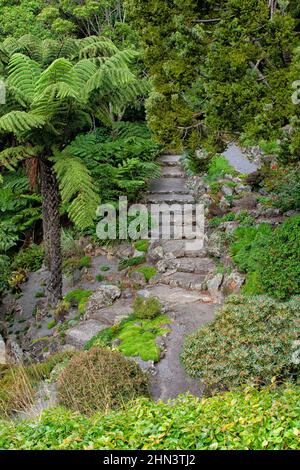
[118,255,146,270]
[133,296,162,319]
[132,266,157,281]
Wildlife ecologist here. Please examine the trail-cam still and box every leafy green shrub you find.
[118,255,146,270]
[133,266,157,281]
[230,216,300,299]
[79,256,91,268]
[266,165,300,212]
[182,296,300,392]
[95,274,105,282]
[57,348,148,415]
[1,386,299,449]
[134,240,149,253]
[204,155,236,183]
[209,212,236,227]
[133,296,162,319]
[64,289,92,315]
[11,244,44,272]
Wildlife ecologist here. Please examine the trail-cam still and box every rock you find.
[5,336,24,364]
[219,196,231,211]
[233,194,258,210]
[147,245,164,262]
[284,210,300,217]
[129,357,156,375]
[84,285,121,318]
[206,232,225,258]
[112,338,122,346]
[133,249,145,258]
[206,273,224,298]
[208,203,227,217]
[222,271,245,295]
[0,335,6,364]
[219,221,239,234]
[130,271,146,286]
[157,259,168,273]
[122,289,134,299]
[235,184,252,194]
[84,243,94,256]
[65,320,108,348]
[221,185,233,197]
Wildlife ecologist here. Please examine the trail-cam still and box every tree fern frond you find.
[35,58,74,95]
[53,154,99,229]
[78,37,119,59]
[0,111,45,134]
[8,53,41,105]
[0,146,40,170]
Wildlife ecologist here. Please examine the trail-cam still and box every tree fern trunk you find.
[40,157,62,306]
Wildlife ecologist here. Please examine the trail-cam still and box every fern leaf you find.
[8,53,41,105]
[0,111,45,134]
[53,154,99,229]
[0,146,39,170]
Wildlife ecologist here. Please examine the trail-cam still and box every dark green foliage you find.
[66,123,161,203]
[11,244,44,272]
[182,295,300,392]
[0,171,41,253]
[0,255,10,295]
[133,296,161,319]
[266,165,300,212]
[118,255,146,270]
[231,217,300,299]
[57,347,148,415]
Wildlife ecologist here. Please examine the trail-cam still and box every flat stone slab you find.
[160,272,206,290]
[145,193,194,204]
[222,143,258,174]
[148,178,189,194]
[142,285,212,306]
[151,240,207,258]
[157,155,182,166]
[161,167,185,178]
[162,257,215,274]
[88,299,133,325]
[65,320,108,348]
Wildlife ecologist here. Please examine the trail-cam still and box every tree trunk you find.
[40,157,62,306]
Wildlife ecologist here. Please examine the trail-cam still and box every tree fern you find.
[53,154,99,229]
[0,111,45,134]
[0,145,40,170]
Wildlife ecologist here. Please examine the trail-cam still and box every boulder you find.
[233,194,258,210]
[84,285,121,319]
[206,273,224,297]
[222,271,245,295]
[147,244,164,262]
[0,334,6,364]
[221,185,234,197]
[5,336,24,364]
[130,271,146,286]
[206,232,225,258]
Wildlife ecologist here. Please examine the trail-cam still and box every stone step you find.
[65,319,108,348]
[150,240,207,259]
[138,284,213,306]
[87,299,133,325]
[148,178,189,194]
[157,272,206,290]
[145,193,194,204]
[160,257,215,274]
[157,155,182,166]
[161,166,185,178]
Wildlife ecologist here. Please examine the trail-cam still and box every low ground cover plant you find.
[0,386,299,450]
[181,295,300,392]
